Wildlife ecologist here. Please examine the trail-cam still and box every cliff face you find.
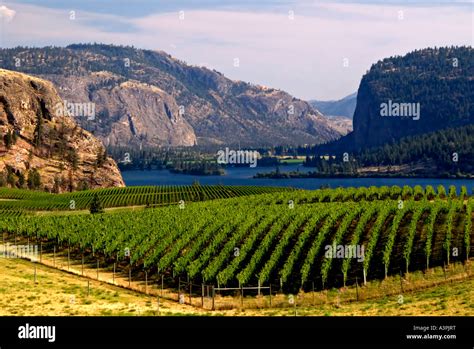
[44,72,197,148]
[0,69,124,192]
[0,44,342,147]
[349,46,474,151]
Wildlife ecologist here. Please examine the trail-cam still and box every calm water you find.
[122,164,474,192]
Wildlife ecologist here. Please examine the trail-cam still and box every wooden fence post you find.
[269,284,272,308]
[145,271,148,294]
[189,282,192,305]
[356,276,359,301]
[399,271,404,293]
[157,295,160,315]
[294,295,297,316]
[212,286,215,311]
[201,284,204,308]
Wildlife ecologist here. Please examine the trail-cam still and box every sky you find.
[0,0,472,100]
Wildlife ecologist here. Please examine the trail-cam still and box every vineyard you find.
[0,184,472,294]
[0,185,293,211]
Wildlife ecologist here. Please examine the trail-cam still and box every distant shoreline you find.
[253,171,474,180]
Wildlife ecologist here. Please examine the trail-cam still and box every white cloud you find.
[129,5,473,99]
[0,2,472,100]
[0,5,16,22]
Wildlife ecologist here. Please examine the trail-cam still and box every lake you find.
[122,164,474,192]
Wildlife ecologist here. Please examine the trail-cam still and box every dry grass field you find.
[1,257,473,317]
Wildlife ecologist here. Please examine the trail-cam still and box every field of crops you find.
[1,185,472,292]
[0,185,293,211]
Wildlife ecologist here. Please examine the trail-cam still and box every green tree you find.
[6,167,15,187]
[89,194,104,214]
[34,114,43,147]
[18,172,26,188]
[53,175,61,193]
[67,148,79,171]
[4,131,13,149]
[78,180,89,191]
[0,170,6,187]
[27,169,42,190]
[95,147,107,168]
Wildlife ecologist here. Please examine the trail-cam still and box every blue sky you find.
[0,0,472,100]
[8,0,472,16]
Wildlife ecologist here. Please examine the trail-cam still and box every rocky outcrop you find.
[44,72,197,147]
[324,46,474,152]
[0,69,124,192]
[0,44,342,147]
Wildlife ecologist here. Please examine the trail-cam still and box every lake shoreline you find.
[121,165,474,191]
[253,171,474,180]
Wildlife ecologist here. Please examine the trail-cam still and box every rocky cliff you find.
[0,69,124,192]
[0,44,342,147]
[353,46,473,150]
[323,46,473,152]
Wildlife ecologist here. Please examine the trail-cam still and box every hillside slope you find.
[0,44,342,147]
[325,46,473,152]
[0,69,124,192]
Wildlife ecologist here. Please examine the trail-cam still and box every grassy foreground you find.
[1,257,473,316]
[0,257,210,316]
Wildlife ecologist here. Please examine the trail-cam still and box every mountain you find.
[320,116,352,136]
[309,92,357,119]
[0,44,342,148]
[0,69,124,192]
[321,46,473,153]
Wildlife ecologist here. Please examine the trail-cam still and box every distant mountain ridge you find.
[0,44,343,148]
[309,92,357,119]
